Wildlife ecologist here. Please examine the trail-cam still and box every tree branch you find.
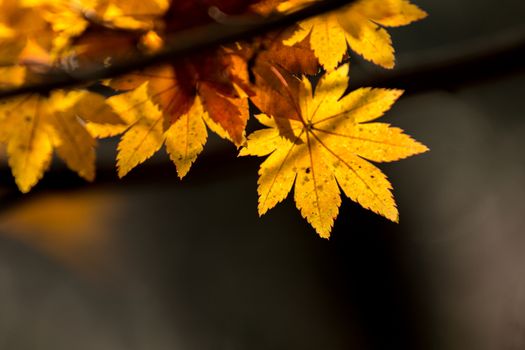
[0,0,357,99]
[349,25,525,93]
[0,28,523,197]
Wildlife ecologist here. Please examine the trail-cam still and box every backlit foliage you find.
[0,0,428,237]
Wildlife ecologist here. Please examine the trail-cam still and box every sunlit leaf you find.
[281,0,427,70]
[241,64,428,237]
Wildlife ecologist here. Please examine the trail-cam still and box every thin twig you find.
[349,25,525,93]
[0,0,357,99]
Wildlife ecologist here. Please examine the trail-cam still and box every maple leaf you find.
[31,0,162,66]
[280,0,427,70]
[105,83,165,178]
[101,52,248,180]
[25,0,90,58]
[0,91,120,192]
[0,0,165,70]
[249,62,303,141]
[99,82,225,179]
[240,64,428,237]
[236,30,318,137]
[108,48,250,146]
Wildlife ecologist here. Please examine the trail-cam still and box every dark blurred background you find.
[0,1,524,349]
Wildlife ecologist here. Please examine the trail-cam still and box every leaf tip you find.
[79,169,96,182]
[116,165,129,179]
[382,60,396,70]
[390,88,405,99]
[176,169,189,180]
[12,169,44,194]
[384,206,399,223]
[412,140,430,157]
[17,183,33,194]
[257,204,269,217]
[318,232,331,239]
[238,147,248,157]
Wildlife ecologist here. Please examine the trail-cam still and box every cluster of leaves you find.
[0,0,428,237]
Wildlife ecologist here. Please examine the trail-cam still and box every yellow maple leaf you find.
[102,83,165,178]
[165,97,210,179]
[30,1,90,56]
[240,64,428,237]
[0,0,166,65]
[281,0,427,70]
[0,90,117,192]
[102,83,226,179]
[100,55,251,179]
